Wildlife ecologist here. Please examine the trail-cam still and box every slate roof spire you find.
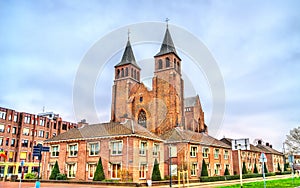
[155,20,178,57]
[115,31,140,69]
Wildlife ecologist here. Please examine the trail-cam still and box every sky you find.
[1,0,300,151]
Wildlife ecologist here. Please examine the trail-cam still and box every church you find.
[44,25,281,182]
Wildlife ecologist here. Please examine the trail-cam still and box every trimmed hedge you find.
[199,173,276,182]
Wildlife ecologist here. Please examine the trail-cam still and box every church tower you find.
[152,24,185,134]
[111,37,141,122]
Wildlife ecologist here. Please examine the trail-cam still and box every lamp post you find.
[237,144,243,188]
[169,144,172,188]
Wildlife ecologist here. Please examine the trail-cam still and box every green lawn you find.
[216,177,300,188]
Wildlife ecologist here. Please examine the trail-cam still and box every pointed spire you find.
[155,21,178,57]
[115,33,140,69]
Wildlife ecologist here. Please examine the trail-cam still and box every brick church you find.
[43,25,283,182]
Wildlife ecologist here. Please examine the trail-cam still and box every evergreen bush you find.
[201,159,208,177]
[253,163,258,173]
[151,159,162,181]
[242,162,247,174]
[93,157,105,181]
[49,161,60,180]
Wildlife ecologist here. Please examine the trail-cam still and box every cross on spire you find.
[165,18,170,28]
[127,28,130,41]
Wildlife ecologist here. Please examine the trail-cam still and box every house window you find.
[0,137,3,146]
[0,111,6,119]
[67,163,77,178]
[39,119,45,126]
[12,127,17,134]
[20,152,27,160]
[24,116,30,124]
[111,163,121,179]
[214,164,221,175]
[51,145,59,157]
[139,163,147,179]
[13,114,18,122]
[153,143,159,156]
[89,142,100,156]
[21,139,28,147]
[191,163,198,176]
[68,144,78,157]
[214,149,220,159]
[202,147,209,158]
[139,141,147,155]
[38,130,44,138]
[111,141,122,155]
[138,110,147,128]
[190,146,197,157]
[224,150,229,160]
[62,123,67,130]
[5,138,9,146]
[45,132,49,139]
[7,125,10,133]
[88,163,97,179]
[0,124,4,132]
[11,139,15,147]
[23,128,30,136]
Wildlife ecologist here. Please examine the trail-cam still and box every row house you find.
[44,120,164,182]
[221,138,284,175]
[0,106,77,178]
[161,127,233,179]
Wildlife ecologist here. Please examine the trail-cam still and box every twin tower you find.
[110,26,206,135]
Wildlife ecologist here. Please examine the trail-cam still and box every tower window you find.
[121,68,124,77]
[134,70,136,79]
[131,68,133,77]
[116,69,120,79]
[166,58,170,68]
[174,59,176,69]
[125,67,128,76]
[139,96,143,102]
[137,72,140,81]
[138,110,147,128]
[158,59,162,69]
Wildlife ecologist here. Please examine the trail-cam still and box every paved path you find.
[0,175,293,188]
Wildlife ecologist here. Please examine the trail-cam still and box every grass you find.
[216,177,300,188]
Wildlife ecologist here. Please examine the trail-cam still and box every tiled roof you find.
[184,95,201,108]
[161,127,231,148]
[45,120,162,143]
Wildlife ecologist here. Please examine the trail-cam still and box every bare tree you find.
[285,126,300,154]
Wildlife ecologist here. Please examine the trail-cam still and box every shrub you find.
[56,173,67,180]
[93,157,105,181]
[151,159,162,181]
[277,163,282,172]
[49,161,60,180]
[253,163,258,173]
[201,159,208,177]
[263,162,268,173]
[25,173,37,179]
[242,162,247,174]
[199,173,277,182]
[224,166,230,176]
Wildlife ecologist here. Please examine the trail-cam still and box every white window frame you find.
[110,140,123,155]
[68,143,78,157]
[51,145,60,157]
[87,163,97,179]
[190,145,198,157]
[67,163,77,178]
[191,162,198,176]
[139,141,147,156]
[89,142,100,156]
[139,162,148,179]
[202,147,209,158]
[214,163,221,175]
[0,124,4,133]
[110,162,122,179]
[214,148,220,159]
[153,143,159,156]
[224,150,229,160]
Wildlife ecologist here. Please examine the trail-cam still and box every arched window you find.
[134,70,136,79]
[137,71,140,81]
[138,110,147,128]
[121,68,124,77]
[125,67,128,76]
[174,59,176,69]
[166,57,170,68]
[177,62,180,71]
[131,68,133,77]
[158,59,163,69]
[116,69,120,79]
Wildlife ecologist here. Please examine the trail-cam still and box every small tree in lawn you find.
[49,161,60,180]
[151,159,162,181]
[263,162,268,173]
[201,159,208,176]
[253,163,258,173]
[93,157,105,181]
[242,162,247,174]
[277,163,282,172]
[284,163,288,172]
[224,166,230,175]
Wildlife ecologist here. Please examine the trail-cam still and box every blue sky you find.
[1,0,300,150]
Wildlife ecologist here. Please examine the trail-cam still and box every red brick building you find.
[0,107,76,179]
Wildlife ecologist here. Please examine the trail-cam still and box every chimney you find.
[258,140,262,145]
[270,145,273,148]
[78,119,88,128]
[266,142,269,147]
